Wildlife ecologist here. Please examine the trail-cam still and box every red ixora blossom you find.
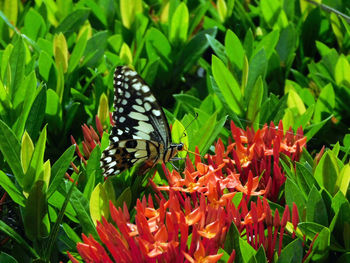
[152,120,306,202]
[69,192,234,263]
[68,120,308,262]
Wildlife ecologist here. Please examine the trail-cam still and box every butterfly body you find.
[100,66,183,177]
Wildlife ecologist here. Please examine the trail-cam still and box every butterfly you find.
[100,66,184,177]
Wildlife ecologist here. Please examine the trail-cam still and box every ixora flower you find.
[152,120,306,202]
[68,193,233,263]
[69,121,308,262]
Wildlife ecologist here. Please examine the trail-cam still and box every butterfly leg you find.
[170,157,183,161]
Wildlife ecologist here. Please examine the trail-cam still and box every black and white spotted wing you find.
[100,66,183,177]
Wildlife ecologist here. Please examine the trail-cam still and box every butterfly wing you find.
[100,139,162,176]
[100,66,171,177]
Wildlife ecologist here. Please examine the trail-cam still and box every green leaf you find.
[62,223,82,244]
[335,55,350,87]
[47,145,75,198]
[311,227,330,261]
[103,179,116,205]
[38,51,54,81]
[70,187,98,238]
[298,222,327,242]
[0,170,25,206]
[293,104,314,130]
[206,34,227,64]
[115,186,132,209]
[225,29,244,72]
[81,0,107,26]
[253,247,267,263]
[260,0,281,27]
[306,186,328,226]
[247,76,263,130]
[313,83,335,123]
[86,146,101,178]
[0,252,18,263]
[82,31,109,67]
[174,28,217,75]
[23,125,47,193]
[285,177,306,217]
[277,239,303,263]
[301,8,321,57]
[276,25,297,68]
[0,220,38,258]
[314,151,339,195]
[305,115,332,142]
[1,0,18,29]
[119,42,133,65]
[169,2,189,45]
[45,89,63,128]
[44,177,78,261]
[173,94,202,110]
[0,119,24,184]
[224,223,244,263]
[295,162,317,197]
[120,0,142,29]
[330,192,350,250]
[217,0,228,22]
[53,32,68,76]
[23,180,49,240]
[0,43,13,81]
[287,89,306,116]
[25,86,46,142]
[55,8,90,34]
[330,13,343,49]
[188,2,210,35]
[12,72,37,138]
[23,8,46,40]
[20,131,34,174]
[90,183,109,225]
[171,119,188,159]
[253,29,280,60]
[245,49,267,103]
[68,28,89,73]
[212,55,242,115]
[145,28,171,70]
[48,190,77,222]
[338,164,350,196]
[240,237,257,262]
[8,37,25,100]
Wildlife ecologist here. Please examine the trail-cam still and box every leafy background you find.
[0,0,350,262]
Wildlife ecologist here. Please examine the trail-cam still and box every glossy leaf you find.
[23,180,49,240]
[306,186,328,226]
[120,0,142,29]
[47,145,75,198]
[20,131,34,174]
[212,55,242,115]
[169,2,189,45]
[0,120,24,184]
[247,76,263,130]
[0,171,25,207]
[90,183,109,225]
[23,126,47,193]
[314,151,339,195]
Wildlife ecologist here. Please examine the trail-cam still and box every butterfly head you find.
[170,142,184,153]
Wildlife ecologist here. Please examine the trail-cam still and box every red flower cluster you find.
[68,192,300,263]
[69,120,307,262]
[154,120,306,202]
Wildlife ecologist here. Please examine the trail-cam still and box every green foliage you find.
[0,0,349,262]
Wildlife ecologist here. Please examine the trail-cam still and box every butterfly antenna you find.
[183,144,202,157]
[181,112,199,139]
